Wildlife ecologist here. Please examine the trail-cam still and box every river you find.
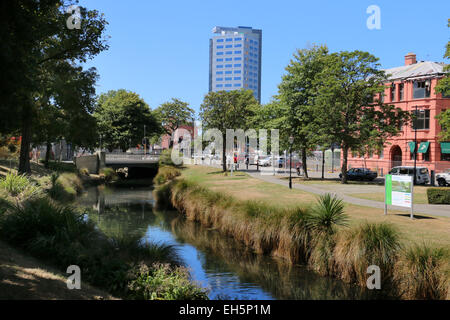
[77,185,376,300]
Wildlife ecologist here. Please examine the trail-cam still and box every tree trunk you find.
[222,133,227,172]
[341,144,348,184]
[321,149,325,180]
[45,141,52,168]
[301,147,308,179]
[18,112,32,174]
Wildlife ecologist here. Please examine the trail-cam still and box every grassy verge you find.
[349,188,429,205]
[154,165,449,299]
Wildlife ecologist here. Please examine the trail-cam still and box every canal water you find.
[77,186,375,300]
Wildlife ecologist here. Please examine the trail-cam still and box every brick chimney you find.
[405,52,416,65]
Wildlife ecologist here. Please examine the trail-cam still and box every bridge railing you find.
[105,153,160,161]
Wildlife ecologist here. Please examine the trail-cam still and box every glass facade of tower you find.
[209,26,262,102]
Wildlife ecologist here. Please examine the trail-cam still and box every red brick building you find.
[160,125,197,150]
[346,53,450,175]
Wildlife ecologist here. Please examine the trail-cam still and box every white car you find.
[436,169,450,187]
[258,156,272,167]
[389,166,430,185]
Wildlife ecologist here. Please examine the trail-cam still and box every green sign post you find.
[385,174,414,219]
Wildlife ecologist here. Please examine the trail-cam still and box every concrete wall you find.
[74,152,105,174]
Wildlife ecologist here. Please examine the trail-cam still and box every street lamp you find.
[289,136,294,189]
[413,106,424,185]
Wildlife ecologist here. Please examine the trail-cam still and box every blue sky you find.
[81,0,449,115]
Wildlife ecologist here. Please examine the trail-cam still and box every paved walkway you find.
[246,171,450,218]
[191,161,450,218]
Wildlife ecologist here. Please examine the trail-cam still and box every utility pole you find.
[144,125,147,156]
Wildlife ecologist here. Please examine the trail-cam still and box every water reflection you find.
[77,186,374,300]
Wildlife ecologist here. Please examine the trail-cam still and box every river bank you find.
[154,165,450,300]
[0,161,208,300]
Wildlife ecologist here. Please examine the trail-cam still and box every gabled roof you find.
[384,61,447,81]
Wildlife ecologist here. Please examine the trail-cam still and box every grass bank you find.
[154,165,449,300]
[0,166,208,300]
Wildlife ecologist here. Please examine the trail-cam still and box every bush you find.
[79,167,90,176]
[153,166,181,185]
[0,172,42,200]
[159,149,182,167]
[334,222,402,295]
[398,244,449,300]
[427,188,450,204]
[48,173,83,202]
[100,168,118,183]
[306,194,349,275]
[128,263,209,300]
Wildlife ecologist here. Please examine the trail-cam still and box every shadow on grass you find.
[394,214,436,220]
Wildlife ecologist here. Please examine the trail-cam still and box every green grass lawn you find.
[181,165,450,248]
[349,188,429,204]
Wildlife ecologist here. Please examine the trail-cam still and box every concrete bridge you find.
[75,151,161,177]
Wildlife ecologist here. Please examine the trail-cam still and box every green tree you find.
[314,51,410,184]
[94,90,161,152]
[278,45,330,178]
[435,19,450,141]
[155,98,195,148]
[200,90,258,172]
[0,0,109,173]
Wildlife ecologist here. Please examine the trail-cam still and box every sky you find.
[81,0,450,115]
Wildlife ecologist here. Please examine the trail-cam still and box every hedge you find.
[427,188,450,204]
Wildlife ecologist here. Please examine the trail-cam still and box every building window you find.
[216,45,223,49]
[379,149,384,159]
[216,58,223,62]
[412,109,430,130]
[234,50,242,54]
[216,84,223,88]
[225,51,232,55]
[399,83,404,101]
[234,70,241,74]
[423,149,430,162]
[235,37,242,41]
[390,83,396,101]
[234,64,241,67]
[217,52,223,56]
[226,38,232,42]
[234,77,241,80]
[225,58,232,61]
[225,45,232,48]
[234,57,242,61]
[225,64,232,68]
[216,78,223,81]
[413,80,431,99]
[225,77,232,81]
[225,71,232,74]
[216,65,223,68]
[234,83,241,87]
[225,84,232,87]
[216,71,223,75]
[216,39,224,43]
[235,44,242,48]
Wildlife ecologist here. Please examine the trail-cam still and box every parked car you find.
[436,169,450,186]
[339,168,377,181]
[388,166,430,185]
[258,156,272,167]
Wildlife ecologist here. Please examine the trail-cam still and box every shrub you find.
[100,168,118,183]
[334,222,402,295]
[128,263,209,300]
[153,166,181,185]
[306,194,349,275]
[48,173,82,202]
[398,244,449,300]
[427,188,450,204]
[0,172,42,200]
[79,167,90,176]
[159,149,182,167]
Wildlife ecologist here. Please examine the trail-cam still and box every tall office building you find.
[209,26,262,102]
